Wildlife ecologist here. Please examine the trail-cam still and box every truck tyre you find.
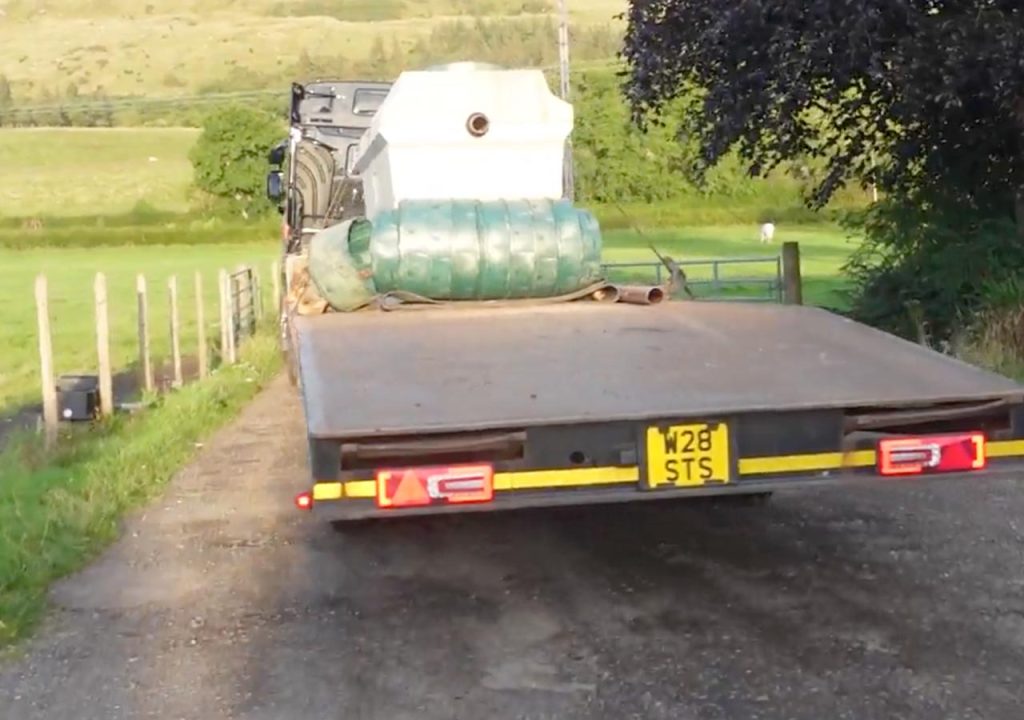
[294,141,336,232]
[283,326,300,389]
[284,340,299,388]
[279,295,300,389]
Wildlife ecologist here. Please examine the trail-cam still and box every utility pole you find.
[557,0,575,201]
[557,0,571,101]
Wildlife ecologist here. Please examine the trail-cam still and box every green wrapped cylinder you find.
[306,218,376,312]
[308,198,603,310]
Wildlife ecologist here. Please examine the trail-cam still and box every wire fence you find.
[31,262,277,451]
[601,255,785,303]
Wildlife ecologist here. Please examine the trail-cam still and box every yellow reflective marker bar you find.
[309,439,1024,501]
[738,450,877,476]
[987,439,1024,458]
[312,482,343,501]
[494,466,638,490]
[330,466,639,500]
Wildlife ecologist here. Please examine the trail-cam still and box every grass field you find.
[0,0,626,99]
[0,128,199,217]
[0,242,278,415]
[603,224,859,309]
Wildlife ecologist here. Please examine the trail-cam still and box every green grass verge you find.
[0,242,277,415]
[0,328,282,648]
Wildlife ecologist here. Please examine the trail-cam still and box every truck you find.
[267,63,1024,522]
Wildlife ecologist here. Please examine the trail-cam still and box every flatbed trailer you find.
[290,300,1024,520]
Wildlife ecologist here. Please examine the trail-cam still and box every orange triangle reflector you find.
[393,470,430,506]
[377,469,431,508]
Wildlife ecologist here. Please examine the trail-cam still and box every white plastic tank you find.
[351,62,573,219]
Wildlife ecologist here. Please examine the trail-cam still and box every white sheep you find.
[759,221,775,244]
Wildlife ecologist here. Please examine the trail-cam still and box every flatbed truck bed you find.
[290,301,1024,520]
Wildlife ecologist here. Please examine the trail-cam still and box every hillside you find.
[0,0,626,102]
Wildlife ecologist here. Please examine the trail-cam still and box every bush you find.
[570,69,871,213]
[842,195,1024,346]
[188,105,285,218]
[954,293,1024,379]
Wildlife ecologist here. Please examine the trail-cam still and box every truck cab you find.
[266,79,392,255]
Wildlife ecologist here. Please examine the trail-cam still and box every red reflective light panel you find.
[877,433,986,476]
[376,464,495,509]
[295,491,314,511]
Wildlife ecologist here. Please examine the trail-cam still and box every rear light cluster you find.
[293,464,495,513]
[877,432,986,476]
[377,464,494,509]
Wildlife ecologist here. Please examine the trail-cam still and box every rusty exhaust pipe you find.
[590,285,620,303]
[617,285,665,305]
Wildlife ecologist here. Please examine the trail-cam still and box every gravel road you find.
[3,374,1024,720]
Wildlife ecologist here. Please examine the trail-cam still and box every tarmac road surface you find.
[3,374,1024,720]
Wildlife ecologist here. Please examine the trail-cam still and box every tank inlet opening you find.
[466,112,490,137]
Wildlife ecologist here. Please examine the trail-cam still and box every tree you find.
[189,105,284,217]
[621,1,1024,227]
[620,1,1024,342]
[572,70,699,203]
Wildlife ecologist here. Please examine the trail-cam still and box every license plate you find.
[643,422,732,488]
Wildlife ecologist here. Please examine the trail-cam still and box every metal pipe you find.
[616,285,665,305]
[591,286,620,303]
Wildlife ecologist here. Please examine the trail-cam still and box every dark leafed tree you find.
[620,1,1024,233]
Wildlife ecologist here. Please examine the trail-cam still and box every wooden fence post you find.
[137,274,153,393]
[169,275,183,388]
[35,274,58,450]
[228,271,238,363]
[253,266,264,322]
[246,264,256,333]
[781,241,803,306]
[219,268,229,365]
[195,271,208,379]
[220,269,237,364]
[94,272,113,417]
[236,263,253,338]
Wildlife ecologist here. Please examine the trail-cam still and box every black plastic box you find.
[56,374,100,421]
